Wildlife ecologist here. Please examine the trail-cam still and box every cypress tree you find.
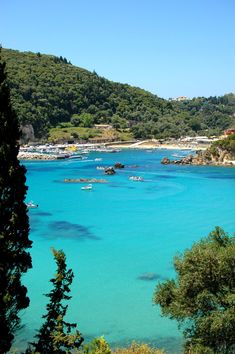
[0,49,32,353]
[30,248,83,353]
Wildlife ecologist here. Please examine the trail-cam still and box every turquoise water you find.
[15,149,235,353]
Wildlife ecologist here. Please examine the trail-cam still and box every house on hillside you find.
[169,96,190,102]
[94,124,112,130]
[224,128,235,136]
[176,96,188,101]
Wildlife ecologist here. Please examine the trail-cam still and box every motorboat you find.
[172,153,187,158]
[129,176,144,181]
[68,154,83,159]
[81,184,93,190]
[26,201,38,209]
[95,158,102,161]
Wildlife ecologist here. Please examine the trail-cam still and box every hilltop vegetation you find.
[212,132,235,153]
[2,48,235,140]
[200,133,235,165]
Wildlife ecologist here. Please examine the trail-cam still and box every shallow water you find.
[14,149,235,353]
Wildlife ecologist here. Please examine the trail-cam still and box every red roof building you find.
[224,129,235,136]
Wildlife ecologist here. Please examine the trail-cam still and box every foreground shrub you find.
[113,341,164,354]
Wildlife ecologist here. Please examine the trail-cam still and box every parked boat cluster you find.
[18,143,121,160]
[25,144,144,204]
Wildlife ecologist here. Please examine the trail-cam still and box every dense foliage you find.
[154,227,235,354]
[29,248,83,353]
[81,338,164,354]
[0,50,32,353]
[2,48,235,139]
[212,133,235,153]
[112,342,164,354]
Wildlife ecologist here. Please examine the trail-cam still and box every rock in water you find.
[114,162,125,169]
[104,167,116,175]
[161,157,170,164]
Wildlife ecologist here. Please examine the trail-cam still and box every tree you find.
[113,341,163,354]
[71,114,81,127]
[154,227,235,353]
[79,113,94,128]
[30,248,83,353]
[0,50,32,353]
[188,117,202,132]
[111,114,128,130]
[82,336,111,354]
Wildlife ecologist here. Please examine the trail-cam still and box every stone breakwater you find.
[18,152,66,160]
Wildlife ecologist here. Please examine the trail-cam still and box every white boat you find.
[95,158,102,161]
[68,154,83,159]
[26,201,38,209]
[81,184,93,190]
[172,153,188,158]
[129,176,144,181]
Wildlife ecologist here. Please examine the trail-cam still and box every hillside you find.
[2,48,235,140]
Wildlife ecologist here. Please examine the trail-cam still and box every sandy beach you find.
[106,139,208,151]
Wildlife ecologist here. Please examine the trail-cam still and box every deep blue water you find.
[14,149,235,353]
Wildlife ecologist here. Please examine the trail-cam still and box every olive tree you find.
[154,227,235,353]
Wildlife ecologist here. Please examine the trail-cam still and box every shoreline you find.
[106,140,208,151]
[18,140,209,160]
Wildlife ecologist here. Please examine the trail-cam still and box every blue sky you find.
[1,0,235,98]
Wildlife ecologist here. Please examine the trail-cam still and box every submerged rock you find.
[64,178,107,183]
[137,272,162,281]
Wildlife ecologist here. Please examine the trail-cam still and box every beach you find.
[106,139,208,151]
[18,139,209,160]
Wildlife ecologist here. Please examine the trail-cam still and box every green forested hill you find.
[2,48,235,139]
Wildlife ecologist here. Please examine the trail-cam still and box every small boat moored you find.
[81,184,93,190]
[26,201,38,209]
[129,176,144,181]
[68,154,83,159]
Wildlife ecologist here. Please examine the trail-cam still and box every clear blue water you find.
[15,149,235,353]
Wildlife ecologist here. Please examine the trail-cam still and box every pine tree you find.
[0,49,32,353]
[30,248,83,353]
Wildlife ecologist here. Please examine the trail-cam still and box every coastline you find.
[18,139,209,160]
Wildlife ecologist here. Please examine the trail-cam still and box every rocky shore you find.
[161,148,235,167]
[18,152,67,160]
